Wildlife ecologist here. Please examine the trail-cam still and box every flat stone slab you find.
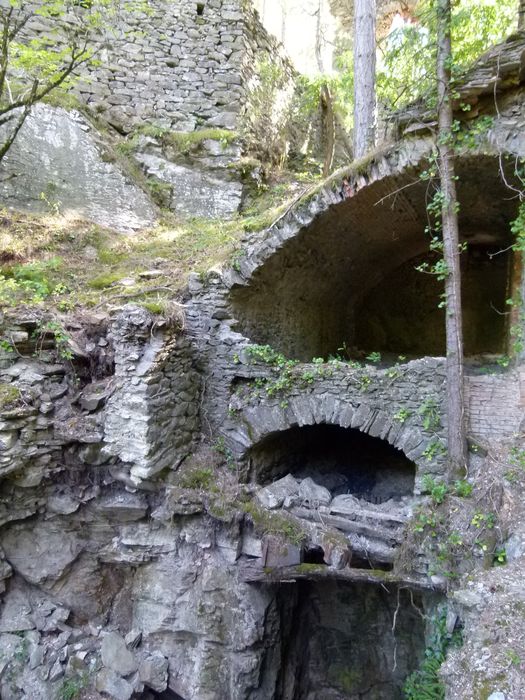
[262,535,301,567]
[139,652,169,692]
[0,588,34,632]
[96,492,148,522]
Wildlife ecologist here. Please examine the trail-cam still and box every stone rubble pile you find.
[0,582,168,700]
[254,473,416,568]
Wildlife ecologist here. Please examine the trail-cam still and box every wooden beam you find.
[238,560,443,592]
[289,506,404,544]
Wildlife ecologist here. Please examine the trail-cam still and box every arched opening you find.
[230,155,518,361]
[249,424,416,504]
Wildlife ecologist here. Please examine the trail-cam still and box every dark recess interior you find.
[249,424,416,503]
[267,580,432,700]
[231,156,517,361]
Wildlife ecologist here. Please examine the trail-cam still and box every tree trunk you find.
[320,83,335,177]
[436,0,467,480]
[353,0,376,159]
[519,0,525,30]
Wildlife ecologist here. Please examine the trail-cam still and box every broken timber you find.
[238,560,443,592]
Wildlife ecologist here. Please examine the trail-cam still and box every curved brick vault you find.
[227,148,522,361]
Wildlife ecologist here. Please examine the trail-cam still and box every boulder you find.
[47,493,80,515]
[101,631,138,677]
[299,477,332,507]
[136,152,242,219]
[96,492,148,522]
[96,667,134,700]
[2,523,82,585]
[329,494,362,517]
[256,474,299,510]
[79,382,111,412]
[139,652,169,692]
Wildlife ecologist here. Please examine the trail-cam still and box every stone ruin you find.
[0,0,309,226]
[0,23,524,700]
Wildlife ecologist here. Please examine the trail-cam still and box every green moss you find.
[242,500,305,545]
[179,467,214,490]
[145,178,172,206]
[87,272,125,289]
[162,128,237,153]
[294,563,325,574]
[115,135,141,156]
[140,301,164,314]
[0,383,21,409]
[42,90,83,112]
[126,125,238,156]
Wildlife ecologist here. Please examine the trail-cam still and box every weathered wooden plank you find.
[238,560,442,592]
[289,507,404,544]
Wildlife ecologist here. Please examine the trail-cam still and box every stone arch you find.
[230,393,445,489]
[226,147,522,362]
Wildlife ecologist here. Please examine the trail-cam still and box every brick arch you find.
[230,394,445,486]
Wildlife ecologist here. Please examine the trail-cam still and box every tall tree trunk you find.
[320,83,335,176]
[519,0,525,30]
[315,0,325,73]
[436,0,467,480]
[353,0,376,159]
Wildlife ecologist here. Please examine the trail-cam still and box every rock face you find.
[136,152,244,219]
[0,104,157,232]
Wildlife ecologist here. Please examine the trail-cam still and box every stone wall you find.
[184,272,450,491]
[6,0,306,221]
[465,370,525,441]
[104,306,200,483]
[227,357,449,489]
[182,89,525,494]
[20,0,296,136]
[0,305,199,488]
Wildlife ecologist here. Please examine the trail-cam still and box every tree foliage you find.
[0,0,147,162]
[377,0,517,110]
[298,1,517,139]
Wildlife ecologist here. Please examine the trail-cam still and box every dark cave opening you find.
[268,580,432,700]
[230,156,518,362]
[249,424,416,503]
[303,545,326,564]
